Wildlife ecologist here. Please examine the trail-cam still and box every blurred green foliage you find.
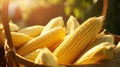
[48,0,94,19]
[64,0,93,19]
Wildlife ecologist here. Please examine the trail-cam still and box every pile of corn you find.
[0,16,120,67]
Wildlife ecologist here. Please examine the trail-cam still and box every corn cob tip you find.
[97,16,105,23]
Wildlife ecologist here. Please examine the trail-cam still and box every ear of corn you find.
[41,17,64,35]
[11,32,32,47]
[0,21,19,32]
[17,26,66,56]
[49,39,63,52]
[79,34,114,58]
[24,49,42,62]
[35,47,58,67]
[1,31,32,48]
[74,42,115,64]
[9,21,19,32]
[18,25,44,37]
[66,15,80,34]
[0,21,19,47]
[53,16,103,64]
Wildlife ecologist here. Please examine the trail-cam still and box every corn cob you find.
[9,21,19,31]
[74,42,115,64]
[1,32,32,48]
[24,49,42,62]
[79,34,114,58]
[35,47,58,67]
[53,16,103,64]
[66,15,80,34]
[17,26,66,56]
[18,25,44,37]
[41,17,64,35]
[0,21,19,32]
[49,39,63,52]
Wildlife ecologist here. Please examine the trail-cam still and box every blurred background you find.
[0,0,120,66]
[0,0,120,35]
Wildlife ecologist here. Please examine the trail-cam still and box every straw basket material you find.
[1,0,120,67]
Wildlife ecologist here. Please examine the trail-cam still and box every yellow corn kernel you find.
[17,26,66,56]
[24,49,41,62]
[74,42,115,64]
[9,21,19,32]
[49,39,63,52]
[41,16,64,35]
[18,25,44,37]
[79,34,114,58]
[53,16,103,64]
[1,32,32,48]
[0,21,19,32]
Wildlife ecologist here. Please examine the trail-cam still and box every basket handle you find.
[102,0,108,20]
[1,0,18,67]
[1,0,14,49]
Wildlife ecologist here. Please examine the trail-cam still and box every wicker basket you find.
[3,40,120,67]
[1,0,120,67]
